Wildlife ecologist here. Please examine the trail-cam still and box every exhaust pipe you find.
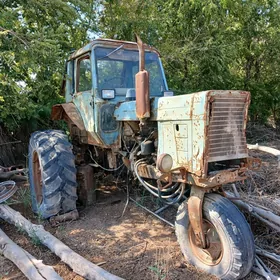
[135,35,150,124]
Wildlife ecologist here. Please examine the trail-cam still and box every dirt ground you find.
[0,185,219,280]
[0,183,266,280]
[1,124,280,280]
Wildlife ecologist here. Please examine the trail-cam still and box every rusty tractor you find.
[28,36,259,279]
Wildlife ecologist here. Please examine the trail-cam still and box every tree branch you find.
[0,26,28,46]
[0,204,124,280]
[0,228,62,280]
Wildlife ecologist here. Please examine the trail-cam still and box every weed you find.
[149,242,172,280]
[30,229,41,246]
[148,265,167,280]
[16,224,25,234]
[36,209,44,224]
[5,187,31,209]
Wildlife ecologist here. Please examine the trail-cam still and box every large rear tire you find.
[175,193,255,280]
[28,130,77,218]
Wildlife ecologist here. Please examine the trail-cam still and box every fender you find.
[51,103,100,145]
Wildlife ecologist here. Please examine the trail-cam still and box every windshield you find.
[95,47,166,97]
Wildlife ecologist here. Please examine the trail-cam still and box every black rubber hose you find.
[157,182,185,205]
[134,161,180,197]
[134,160,186,205]
[135,160,180,193]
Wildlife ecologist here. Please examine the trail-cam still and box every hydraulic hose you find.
[135,160,180,193]
[134,159,186,205]
[134,160,180,196]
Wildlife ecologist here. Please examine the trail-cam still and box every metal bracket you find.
[188,185,206,248]
[246,157,262,170]
[157,167,187,190]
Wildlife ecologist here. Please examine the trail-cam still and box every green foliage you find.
[1,0,280,130]
[0,0,98,132]
[148,266,167,280]
[5,187,31,209]
[100,0,280,126]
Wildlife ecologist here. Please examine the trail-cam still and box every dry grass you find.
[225,123,280,277]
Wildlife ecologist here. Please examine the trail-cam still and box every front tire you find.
[175,193,255,279]
[28,130,77,218]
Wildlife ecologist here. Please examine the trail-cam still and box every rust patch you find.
[77,165,96,206]
[51,103,85,131]
[188,186,206,248]
[137,162,251,189]
[135,35,150,122]
[51,103,100,145]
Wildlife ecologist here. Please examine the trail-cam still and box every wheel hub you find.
[32,151,43,205]
[189,219,223,266]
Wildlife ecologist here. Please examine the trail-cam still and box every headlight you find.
[101,89,115,99]
[163,91,174,97]
[157,153,173,173]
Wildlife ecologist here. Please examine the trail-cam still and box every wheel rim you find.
[32,151,43,205]
[188,219,223,266]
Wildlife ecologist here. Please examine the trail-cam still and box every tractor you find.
[28,36,259,279]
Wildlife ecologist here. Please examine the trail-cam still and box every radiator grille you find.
[207,96,248,162]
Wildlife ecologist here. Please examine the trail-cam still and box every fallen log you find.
[0,204,124,280]
[247,143,280,168]
[226,191,280,232]
[0,228,62,280]
[256,246,280,265]
[227,186,280,279]
[252,256,280,280]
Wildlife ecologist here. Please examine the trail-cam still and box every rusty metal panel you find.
[156,90,250,177]
[159,120,193,171]
[157,92,208,174]
[135,70,150,120]
[72,92,103,146]
[51,103,86,131]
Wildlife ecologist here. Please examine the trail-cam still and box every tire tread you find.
[28,130,77,218]
[175,193,255,280]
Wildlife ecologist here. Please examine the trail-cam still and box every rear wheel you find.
[175,193,255,279]
[28,130,77,218]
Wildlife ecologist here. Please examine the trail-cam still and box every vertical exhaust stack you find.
[135,35,150,125]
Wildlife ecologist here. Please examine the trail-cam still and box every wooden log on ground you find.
[256,246,280,265]
[226,191,280,232]
[247,143,280,168]
[252,256,280,280]
[0,204,124,280]
[0,228,62,280]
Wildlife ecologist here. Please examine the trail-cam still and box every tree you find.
[99,0,280,127]
[0,0,99,132]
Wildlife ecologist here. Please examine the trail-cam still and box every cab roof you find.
[68,38,160,60]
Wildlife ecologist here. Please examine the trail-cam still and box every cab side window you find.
[77,56,91,92]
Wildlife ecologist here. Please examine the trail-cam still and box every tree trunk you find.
[0,228,62,280]
[0,205,124,280]
[226,192,280,232]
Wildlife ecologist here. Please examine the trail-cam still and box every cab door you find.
[92,48,121,148]
[72,53,102,145]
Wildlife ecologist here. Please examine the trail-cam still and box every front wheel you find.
[175,193,255,280]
